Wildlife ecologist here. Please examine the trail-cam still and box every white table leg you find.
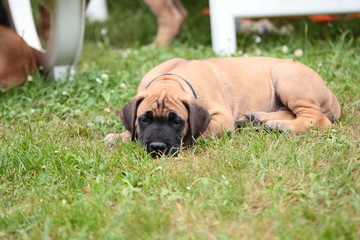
[209,0,236,56]
[209,0,360,55]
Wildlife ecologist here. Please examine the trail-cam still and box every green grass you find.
[1,0,359,239]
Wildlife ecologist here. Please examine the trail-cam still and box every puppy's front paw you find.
[104,133,121,146]
[119,131,131,142]
[104,131,132,147]
[235,116,250,128]
[244,113,264,126]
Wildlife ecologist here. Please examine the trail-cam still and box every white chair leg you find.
[5,0,42,50]
[5,0,86,81]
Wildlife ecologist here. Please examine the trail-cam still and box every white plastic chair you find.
[4,0,86,81]
[209,0,360,55]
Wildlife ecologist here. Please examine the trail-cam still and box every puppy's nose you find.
[149,142,167,152]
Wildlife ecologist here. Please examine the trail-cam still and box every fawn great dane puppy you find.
[105,57,341,156]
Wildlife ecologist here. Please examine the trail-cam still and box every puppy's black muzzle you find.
[149,142,167,152]
[146,141,180,158]
[138,113,184,158]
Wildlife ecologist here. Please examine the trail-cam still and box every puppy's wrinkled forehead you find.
[137,90,188,118]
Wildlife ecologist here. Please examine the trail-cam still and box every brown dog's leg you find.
[144,0,187,46]
[0,26,36,91]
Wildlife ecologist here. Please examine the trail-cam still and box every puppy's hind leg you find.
[236,110,296,129]
[237,107,331,133]
[261,62,334,133]
[263,105,331,133]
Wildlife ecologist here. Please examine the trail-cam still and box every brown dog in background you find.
[105,57,341,157]
[0,25,36,91]
[144,0,187,46]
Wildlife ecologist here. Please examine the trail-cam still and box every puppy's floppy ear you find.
[183,100,210,139]
[120,97,144,140]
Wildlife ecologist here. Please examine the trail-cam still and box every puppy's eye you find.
[139,111,153,125]
[139,115,150,124]
[139,114,152,126]
[171,118,182,125]
[170,117,184,129]
[140,117,149,123]
[168,112,184,129]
